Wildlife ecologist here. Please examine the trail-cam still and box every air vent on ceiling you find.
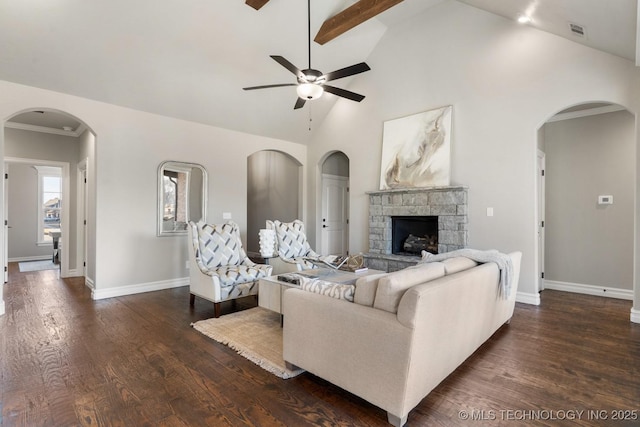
[568,22,587,38]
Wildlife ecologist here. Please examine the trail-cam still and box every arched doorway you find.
[246,150,302,258]
[3,108,96,282]
[319,151,349,256]
[536,102,635,302]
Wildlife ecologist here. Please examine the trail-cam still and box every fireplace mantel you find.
[365,186,468,272]
[366,185,468,196]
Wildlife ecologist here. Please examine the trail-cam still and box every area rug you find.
[18,260,58,272]
[191,307,305,379]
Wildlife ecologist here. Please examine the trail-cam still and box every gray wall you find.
[5,128,80,268]
[246,150,301,255]
[544,110,634,290]
[6,163,51,260]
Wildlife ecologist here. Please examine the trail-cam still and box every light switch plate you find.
[598,195,613,205]
[223,212,232,219]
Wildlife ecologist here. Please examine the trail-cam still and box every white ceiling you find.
[2,0,637,143]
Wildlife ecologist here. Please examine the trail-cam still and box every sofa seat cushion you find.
[442,257,479,275]
[354,273,389,307]
[300,278,355,302]
[374,263,446,313]
[208,264,272,287]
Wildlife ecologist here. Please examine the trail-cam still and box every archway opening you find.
[246,150,302,259]
[536,102,635,303]
[3,108,96,283]
[318,151,350,256]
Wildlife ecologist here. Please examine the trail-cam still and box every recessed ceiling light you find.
[62,126,73,131]
[517,15,532,24]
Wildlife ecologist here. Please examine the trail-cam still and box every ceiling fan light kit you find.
[243,0,370,110]
[297,83,324,100]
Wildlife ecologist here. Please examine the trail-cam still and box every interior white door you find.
[321,175,349,255]
[537,150,546,292]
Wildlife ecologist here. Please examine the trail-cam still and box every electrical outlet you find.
[223,212,232,219]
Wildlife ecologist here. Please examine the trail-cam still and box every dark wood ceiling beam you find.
[245,0,270,11]
[314,0,403,45]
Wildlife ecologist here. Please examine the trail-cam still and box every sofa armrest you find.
[283,288,413,416]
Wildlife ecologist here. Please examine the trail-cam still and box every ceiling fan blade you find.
[323,85,365,102]
[322,62,370,82]
[243,83,297,90]
[270,55,305,80]
[294,97,306,110]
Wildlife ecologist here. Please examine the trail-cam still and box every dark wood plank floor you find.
[1,263,639,426]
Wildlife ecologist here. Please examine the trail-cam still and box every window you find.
[35,166,62,244]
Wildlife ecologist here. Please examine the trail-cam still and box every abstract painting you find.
[379,106,452,190]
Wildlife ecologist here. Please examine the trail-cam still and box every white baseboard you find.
[9,255,51,262]
[0,300,5,316]
[91,277,189,300]
[516,292,540,305]
[64,269,82,278]
[544,280,633,300]
[85,276,95,290]
[631,308,640,324]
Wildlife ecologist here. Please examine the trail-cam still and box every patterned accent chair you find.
[188,220,272,317]
[267,219,321,272]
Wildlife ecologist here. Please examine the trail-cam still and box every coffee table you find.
[258,268,384,315]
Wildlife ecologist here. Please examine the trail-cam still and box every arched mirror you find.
[157,161,207,236]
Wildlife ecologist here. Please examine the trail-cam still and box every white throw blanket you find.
[420,249,514,298]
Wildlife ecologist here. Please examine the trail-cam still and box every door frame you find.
[5,157,71,278]
[537,149,546,292]
[77,158,88,277]
[320,173,349,255]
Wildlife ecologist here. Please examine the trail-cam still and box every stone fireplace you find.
[364,186,468,272]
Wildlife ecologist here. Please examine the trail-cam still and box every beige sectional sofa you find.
[282,251,522,426]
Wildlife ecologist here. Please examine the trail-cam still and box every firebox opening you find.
[392,216,438,256]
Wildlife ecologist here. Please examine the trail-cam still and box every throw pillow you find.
[300,278,355,302]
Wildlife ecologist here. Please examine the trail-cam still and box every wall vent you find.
[568,22,587,38]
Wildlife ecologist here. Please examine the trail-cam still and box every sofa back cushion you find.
[353,273,388,307]
[442,257,479,275]
[374,263,446,313]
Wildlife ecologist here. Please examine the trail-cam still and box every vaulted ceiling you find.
[2,0,637,143]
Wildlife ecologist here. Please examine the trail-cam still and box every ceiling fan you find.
[243,0,371,110]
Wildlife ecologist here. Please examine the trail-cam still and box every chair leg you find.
[189,294,195,306]
[214,302,221,318]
